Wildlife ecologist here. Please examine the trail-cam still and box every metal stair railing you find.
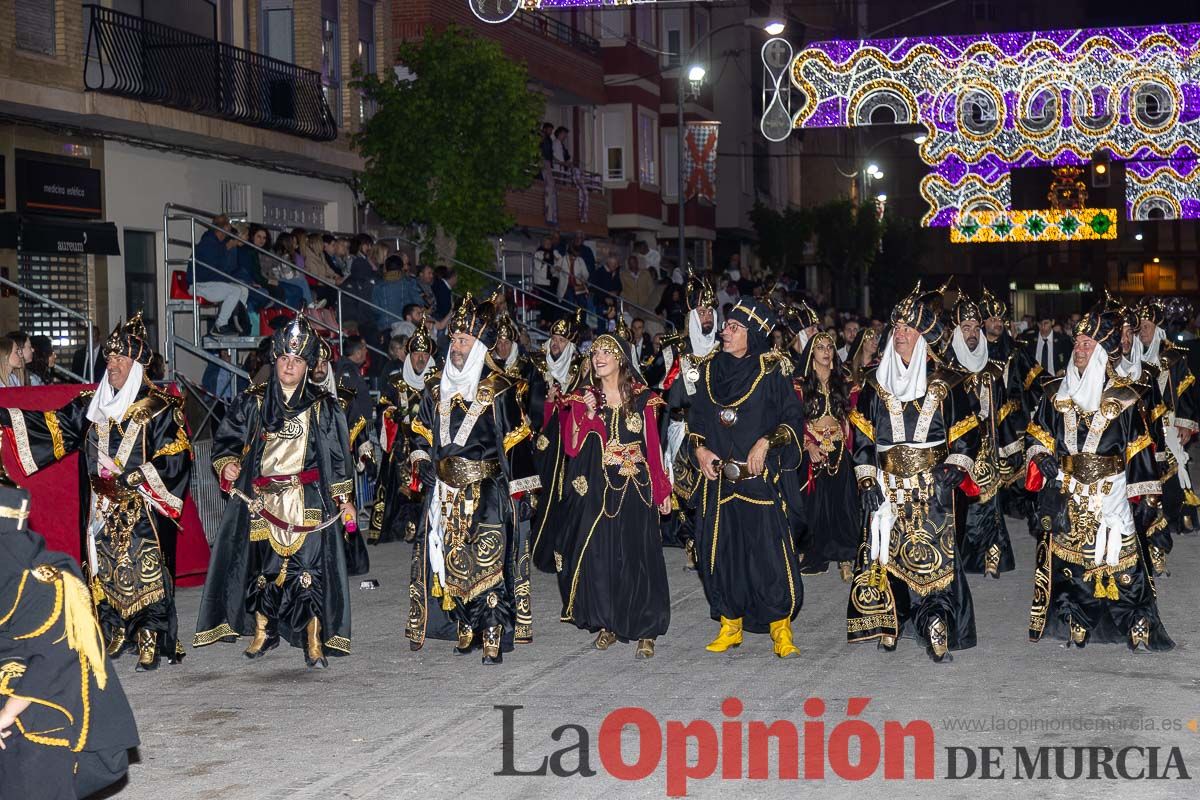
[163,203,407,381]
[0,274,94,383]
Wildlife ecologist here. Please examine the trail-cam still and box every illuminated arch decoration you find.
[472,0,658,20]
[787,22,1200,234]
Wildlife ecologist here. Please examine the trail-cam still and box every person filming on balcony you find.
[188,214,249,337]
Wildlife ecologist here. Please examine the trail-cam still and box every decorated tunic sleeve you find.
[1171,357,1199,432]
[497,385,540,496]
[1125,402,1160,498]
[321,398,354,504]
[849,381,878,484]
[766,369,805,473]
[124,403,191,520]
[212,390,255,489]
[560,391,607,458]
[0,394,91,476]
[945,381,980,474]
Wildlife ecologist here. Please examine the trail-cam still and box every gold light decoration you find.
[951,209,1119,244]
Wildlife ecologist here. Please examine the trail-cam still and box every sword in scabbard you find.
[226,485,344,534]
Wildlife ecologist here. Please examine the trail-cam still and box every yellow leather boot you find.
[705,616,743,652]
[769,618,800,658]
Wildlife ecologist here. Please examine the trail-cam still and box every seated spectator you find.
[380,335,408,385]
[656,282,687,331]
[232,225,273,312]
[268,232,316,310]
[323,234,350,279]
[187,214,248,336]
[391,304,424,338]
[0,338,24,387]
[27,335,56,386]
[373,255,409,333]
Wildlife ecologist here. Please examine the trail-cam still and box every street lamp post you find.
[675,14,785,276]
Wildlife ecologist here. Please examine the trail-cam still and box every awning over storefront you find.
[0,212,120,256]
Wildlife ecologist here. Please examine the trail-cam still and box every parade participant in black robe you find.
[793,331,859,580]
[369,327,437,545]
[555,324,672,658]
[689,297,806,658]
[945,295,1022,579]
[529,311,585,573]
[0,480,139,799]
[194,316,355,669]
[846,327,881,388]
[1112,301,1173,576]
[979,288,1040,535]
[0,314,191,671]
[1026,307,1173,651]
[313,341,370,576]
[405,295,540,664]
[655,273,720,568]
[1136,297,1200,533]
[847,283,981,663]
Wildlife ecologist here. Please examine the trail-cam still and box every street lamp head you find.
[764,21,786,36]
[866,163,880,177]
[1135,232,1144,241]
[688,65,707,82]
[877,194,888,202]
[872,170,884,180]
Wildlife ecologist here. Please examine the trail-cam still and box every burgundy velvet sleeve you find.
[642,396,671,507]
[560,395,607,457]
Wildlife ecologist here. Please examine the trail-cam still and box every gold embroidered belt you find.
[1061,453,1123,484]
[880,444,948,479]
[436,456,501,489]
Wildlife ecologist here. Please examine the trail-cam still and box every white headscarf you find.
[1057,342,1109,413]
[503,344,520,371]
[86,361,145,425]
[951,326,989,374]
[876,334,928,402]
[403,353,432,392]
[440,339,488,404]
[314,363,337,397]
[688,308,717,358]
[1117,336,1145,382]
[544,339,576,389]
[1140,326,1166,365]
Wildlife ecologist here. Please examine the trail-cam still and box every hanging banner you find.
[683,121,720,203]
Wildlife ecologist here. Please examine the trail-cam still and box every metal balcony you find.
[83,5,338,142]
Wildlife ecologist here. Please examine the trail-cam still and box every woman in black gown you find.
[794,331,860,580]
[554,329,673,659]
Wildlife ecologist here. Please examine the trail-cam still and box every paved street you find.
[106,510,1200,800]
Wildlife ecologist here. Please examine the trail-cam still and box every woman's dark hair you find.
[30,335,54,382]
[247,224,272,250]
[272,232,295,257]
[800,337,850,420]
[590,348,639,415]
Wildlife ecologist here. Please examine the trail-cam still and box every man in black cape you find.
[0,314,192,671]
[405,294,540,664]
[193,315,355,668]
[0,479,139,799]
[688,297,807,658]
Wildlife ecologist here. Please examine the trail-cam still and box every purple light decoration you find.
[791,20,1200,225]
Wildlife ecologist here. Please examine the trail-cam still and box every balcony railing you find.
[514,11,600,56]
[84,5,338,142]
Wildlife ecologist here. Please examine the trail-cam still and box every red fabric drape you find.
[0,383,210,587]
